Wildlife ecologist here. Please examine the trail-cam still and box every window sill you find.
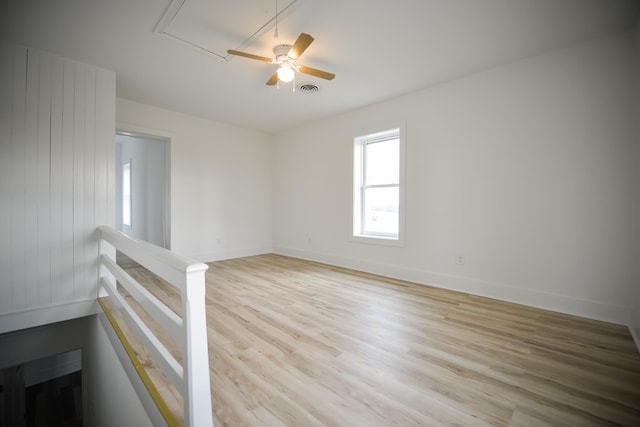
[350,234,405,248]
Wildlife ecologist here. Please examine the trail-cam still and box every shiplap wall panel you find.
[37,52,53,306]
[0,43,115,331]
[25,49,39,308]
[100,71,116,232]
[10,44,27,312]
[50,56,64,304]
[84,67,97,300]
[94,73,109,241]
[96,69,116,274]
[73,62,86,301]
[61,60,75,302]
[0,42,12,312]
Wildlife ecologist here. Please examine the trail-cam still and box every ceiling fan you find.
[227,33,335,86]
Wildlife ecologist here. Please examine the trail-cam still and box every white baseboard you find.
[0,299,99,335]
[191,246,272,263]
[273,246,631,327]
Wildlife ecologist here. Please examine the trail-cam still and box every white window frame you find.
[351,123,406,247]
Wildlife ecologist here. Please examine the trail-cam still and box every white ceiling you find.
[1,0,638,133]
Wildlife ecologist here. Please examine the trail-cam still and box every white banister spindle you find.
[182,266,213,427]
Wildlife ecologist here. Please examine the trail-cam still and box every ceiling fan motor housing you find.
[273,44,293,62]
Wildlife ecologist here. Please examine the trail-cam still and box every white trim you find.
[153,0,301,62]
[351,122,406,247]
[153,0,185,34]
[0,299,98,334]
[122,159,132,227]
[273,246,632,326]
[190,246,273,263]
[116,121,176,141]
[116,126,172,250]
[350,234,405,248]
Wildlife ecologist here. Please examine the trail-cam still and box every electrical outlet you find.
[455,255,465,265]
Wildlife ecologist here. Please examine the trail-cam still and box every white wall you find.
[116,98,273,262]
[0,42,115,333]
[85,315,153,427]
[273,31,639,325]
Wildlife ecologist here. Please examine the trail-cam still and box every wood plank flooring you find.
[112,254,640,426]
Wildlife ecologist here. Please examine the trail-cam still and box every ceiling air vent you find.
[298,83,319,93]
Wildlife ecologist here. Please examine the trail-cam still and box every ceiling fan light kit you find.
[227,33,335,88]
[277,64,295,82]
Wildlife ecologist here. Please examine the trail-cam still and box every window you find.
[352,126,404,245]
[122,160,132,227]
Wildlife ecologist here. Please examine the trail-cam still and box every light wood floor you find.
[112,254,640,426]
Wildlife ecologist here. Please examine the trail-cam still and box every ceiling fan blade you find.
[298,65,335,81]
[266,72,278,86]
[227,49,273,63]
[289,33,314,59]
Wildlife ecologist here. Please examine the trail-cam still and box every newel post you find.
[182,264,214,427]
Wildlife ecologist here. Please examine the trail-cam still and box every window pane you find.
[365,138,399,185]
[122,162,131,226]
[363,186,399,235]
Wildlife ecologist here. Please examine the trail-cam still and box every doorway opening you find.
[115,131,171,257]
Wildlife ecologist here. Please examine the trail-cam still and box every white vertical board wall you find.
[0,41,115,333]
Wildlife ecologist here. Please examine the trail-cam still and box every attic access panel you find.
[155,0,299,61]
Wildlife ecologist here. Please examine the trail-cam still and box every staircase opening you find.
[1,349,82,427]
